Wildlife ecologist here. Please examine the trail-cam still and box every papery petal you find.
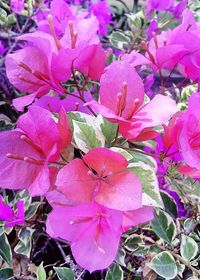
[0,130,44,190]
[12,93,38,111]
[46,202,122,272]
[58,107,72,149]
[95,172,142,211]
[83,147,128,176]
[99,60,144,119]
[17,106,60,159]
[56,159,95,204]
[28,164,50,196]
[122,206,154,231]
[74,45,106,80]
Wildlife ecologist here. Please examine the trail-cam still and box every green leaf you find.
[109,31,131,50]
[160,191,178,218]
[14,227,34,257]
[54,267,75,280]
[176,263,185,277]
[180,235,198,262]
[128,151,157,170]
[149,251,177,279]
[105,264,123,280]
[124,234,142,251]
[37,262,46,280]
[96,115,118,145]
[111,147,133,161]
[151,209,176,244]
[128,162,163,208]
[0,233,12,265]
[25,201,41,220]
[0,268,14,280]
[73,120,105,153]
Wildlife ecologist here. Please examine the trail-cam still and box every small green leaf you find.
[96,115,118,145]
[160,191,178,218]
[0,268,13,280]
[73,120,105,153]
[0,233,12,265]
[124,234,142,251]
[129,151,157,170]
[14,227,34,257]
[54,267,75,280]
[105,264,123,280]
[25,201,41,220]
[149,251,177,279]
[151,209,176,244]
[37,262,46,280]
[128,162,163,208]
[110,31,131,50]
[180,235,198,262]
[176,263,185,277]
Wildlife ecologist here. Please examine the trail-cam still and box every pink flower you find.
[0,106,72,196]
[146,0,174,15]
[0,196,24,227]
[89,1,112,36]
[54,147,142,211]
[87,60,177,141]
[172,93,200,175]
[32,92,94,115]
[5,32,69,111]
[10,0,24,14]
[46,201,154,272]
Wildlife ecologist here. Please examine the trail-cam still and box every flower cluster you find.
[1,0,200,276]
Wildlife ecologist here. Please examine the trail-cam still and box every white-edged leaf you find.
[151,209,176,244]
[110,147,133,161]
[73,120,105,153]
[96,115,118,145]
[128,162,163,208]
[37,262,46,280]
[160,191,178,218]
[0,233,12,265]
[105,264,123,280]
[149,251,177,279]
[54,267,75,280]
[180,235,198,262]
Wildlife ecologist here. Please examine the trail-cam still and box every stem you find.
[111,124,120,147]
[142,235,200,276]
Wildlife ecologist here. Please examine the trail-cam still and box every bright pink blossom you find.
[54,147,142,211]
[33,92,94,115]
[0,196,24,227]
[0,106,72,196]
[172,93,200,176]
[87,60,177,141]
[47,201,154,272]
[10,0,24,14]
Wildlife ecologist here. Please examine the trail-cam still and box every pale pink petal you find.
[99,60,144,119]
[56,159,95,204]
[95,172,142,211]
[74,44,106,80]
[28,164,50,196]
[12,93,38,111]
[17,106,60,159]
[83,147,128,176]
[122,206,154,231]
[46,202,122,272]
[0,130,44,190]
